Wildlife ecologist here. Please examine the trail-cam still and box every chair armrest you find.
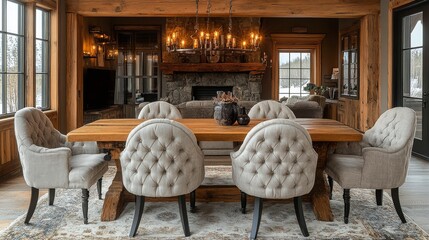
[65,141,100,155]
[21,145,71,189]
[360,146,409,189]
[333,141,363,155]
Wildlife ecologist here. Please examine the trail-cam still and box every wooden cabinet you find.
[323,99,338,120]
[340,27,359,98]
[337,97,360,130]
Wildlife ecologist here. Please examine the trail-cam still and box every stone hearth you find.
[164,72,262,105]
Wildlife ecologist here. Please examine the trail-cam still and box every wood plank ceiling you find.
[67,0,380,18]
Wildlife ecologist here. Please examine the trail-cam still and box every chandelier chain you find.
[228,0,233,34]
[194,0,199,32]
[206,0,211,32]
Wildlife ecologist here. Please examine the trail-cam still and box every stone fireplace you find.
[161,63,265,105]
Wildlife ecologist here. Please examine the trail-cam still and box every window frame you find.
[278,50,312,98]
[271,34,325,100]
[0,0,25,117]
[35,7,50,110]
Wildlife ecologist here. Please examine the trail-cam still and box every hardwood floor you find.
[0,156,428,234]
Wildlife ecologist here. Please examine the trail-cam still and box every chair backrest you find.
[137,101,182,119]
[120,119,205,197]
[361,107,416,188]
[248,100,296,119]
[14,107,62,150]
[363,107,416,151]
[231,119,318,199]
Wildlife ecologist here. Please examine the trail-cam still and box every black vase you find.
[237,107,250,125]
[214,102,238,126]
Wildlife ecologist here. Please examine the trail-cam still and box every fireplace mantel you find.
[160,63,266,75]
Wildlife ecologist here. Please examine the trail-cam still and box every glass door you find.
[394,2,429,158]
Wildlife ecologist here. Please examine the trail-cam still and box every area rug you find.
[0,166,428,240]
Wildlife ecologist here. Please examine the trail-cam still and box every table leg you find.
[310,142,334,221]
[100,148,127,221]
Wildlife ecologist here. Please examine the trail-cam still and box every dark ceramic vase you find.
[214,102,238,126]
[237,107,250,125]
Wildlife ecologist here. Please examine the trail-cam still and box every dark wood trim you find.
[160,63,266,75]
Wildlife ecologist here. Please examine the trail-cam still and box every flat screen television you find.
[83,68,116,111]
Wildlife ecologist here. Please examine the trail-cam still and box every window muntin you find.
[35,8,50,109]
[0,0,24,115]
[278,51,311,99]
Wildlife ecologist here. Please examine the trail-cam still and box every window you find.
[271,34,324,100]
[278,51,311,98]
[35,8,50,109]
[0,0,24,115]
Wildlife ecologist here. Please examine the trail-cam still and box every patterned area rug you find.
[0,166,428,240]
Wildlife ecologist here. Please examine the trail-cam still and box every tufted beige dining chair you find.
[248,100,296,119]
[326,107,416,224]
[14,107,108,224]
[231,119,318,239]
[137,101,182,119]
[120,119,205,237]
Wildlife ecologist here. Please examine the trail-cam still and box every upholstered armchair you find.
[326,107,416,224]
[120,119,205,237]
[14,107,108,224]
[137,101,182,119]
[248,100,296,119]
[231,119,318,239]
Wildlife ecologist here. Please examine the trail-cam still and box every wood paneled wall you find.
[66,0,379,18]
[66,13,84,132]
[360,14,380,130]
[0,111,58,179]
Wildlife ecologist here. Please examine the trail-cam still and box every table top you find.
[67,118,362,143]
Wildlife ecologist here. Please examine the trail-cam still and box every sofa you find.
[280,95,326,118]
[135,97,326,155]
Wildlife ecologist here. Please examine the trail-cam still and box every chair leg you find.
[24,187,39,224]
[178,195,191,237]
[376,189,383,206]
[241,191,247,214]
[81,189,89,224]
[49,188,55,206]
[190,190,196,213]
[250,197,263,240]
[130,196,145,237]
[343,189,351,224]
[294,196,309,237]
[328,176,333,200]
[97,178,103,200]
[391,188,407,223]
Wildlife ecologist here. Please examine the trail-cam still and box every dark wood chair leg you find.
[294,196,309,237]
[49,188,55,206]
[178,195,191,237]
[97,178,103,200]
[343,189,350,224]
[391,188,407,223]
[250,197,263,240]
[190,190,196,213]
[81,189,89,224]
[130,196,145,237]
[24,187,39,224]
[376,189,383,206]
[328,176,333,200]
[241,191,247,214]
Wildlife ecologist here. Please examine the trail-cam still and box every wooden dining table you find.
[67,118,362,222]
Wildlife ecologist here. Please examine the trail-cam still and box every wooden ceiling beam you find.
[66,0,379,18]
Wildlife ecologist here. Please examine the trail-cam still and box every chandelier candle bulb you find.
[232,37,236,48]
[181,40,185,49]
[214,31,219,48]
[227,34,232,48]
[193,39,199,49]
[242,41,247,49]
